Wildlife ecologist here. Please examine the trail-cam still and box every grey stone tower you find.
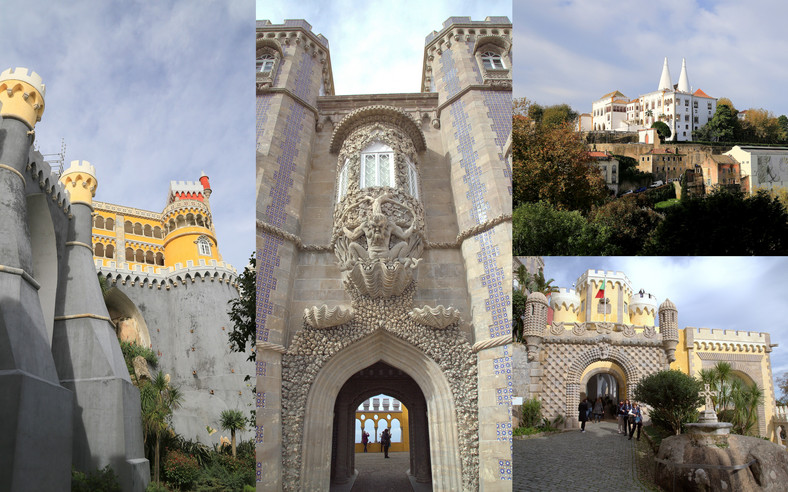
[255,19,334,491]
[659,298,679,364]
[55,161,149,491]
[425,16,513,489]
[0,67,75,492]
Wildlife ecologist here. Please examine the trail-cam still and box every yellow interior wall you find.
[354,405,410,453]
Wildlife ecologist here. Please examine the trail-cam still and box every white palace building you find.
[587,58,717,142]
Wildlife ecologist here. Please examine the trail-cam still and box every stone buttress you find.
[0,67,75,492]
[54,160,149,491]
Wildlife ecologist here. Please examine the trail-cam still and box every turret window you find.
[197,236,212,256]
[360,142,395,189]
[337,160,349,201]
[405,160,419,199]
[481,51,505,69]
[257,54,275,75]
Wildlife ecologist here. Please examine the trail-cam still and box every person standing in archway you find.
[362,430,369,452]
[593,397,604,423]
[578,397,590,433]
[380,427,392,458]
[628,402,643,441]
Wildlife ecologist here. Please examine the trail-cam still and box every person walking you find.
[578,397,590,433]
[380,427,392,458]
[623,399,633,436]
[617,400,626,434]
[593,397,604,423]
[628,402,643,441]
[361,430,369,452]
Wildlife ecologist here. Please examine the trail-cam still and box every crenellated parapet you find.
[629,291,658,325]
[97,258,238,290]
[0,67,46,128]
[686,327,772,353]
[26,150,72,216]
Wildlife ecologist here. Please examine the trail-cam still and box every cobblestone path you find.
[350,451,414,492]
[513,421,658,491]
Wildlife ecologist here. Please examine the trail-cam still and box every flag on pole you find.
[595,278,606,298]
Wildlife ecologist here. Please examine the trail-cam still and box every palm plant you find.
[141,371,183,484]
[219,409,247,458]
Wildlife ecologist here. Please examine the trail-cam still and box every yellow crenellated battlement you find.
[61,160,98,204]
[0,67,46,128]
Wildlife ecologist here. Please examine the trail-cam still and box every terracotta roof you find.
[693,88,713,98]
[709,155,737,164]
[588,151,610,158]
[600,90,627,100]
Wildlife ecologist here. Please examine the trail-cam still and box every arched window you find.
[106,244,115,259]
[337,159,349,201]
[94,243,104,257]
[133,222,143,235]
[126,247,134,261]
[143,224,152,237]
[257,53,275,75]
[481,51,505,69]
[135,249,144,263]
[125,221,133,233]
[360,142,394,189]
[153,226,162,238]
[155,252,164,266]
[145,250,154,264]
[106,218,114,230]
[94,215,105,229]
[197,236,212,256]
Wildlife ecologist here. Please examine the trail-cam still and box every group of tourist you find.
[577,396,643,440]
[617,399,643,440]
[360,428,392,457]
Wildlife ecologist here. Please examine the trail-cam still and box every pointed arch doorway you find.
[300,329,462,491]
[331,361,430,489]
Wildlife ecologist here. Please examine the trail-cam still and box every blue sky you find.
[0,0,255,270]
[257,0,512,95]
[540,257,788,400]
[514,0,788,117]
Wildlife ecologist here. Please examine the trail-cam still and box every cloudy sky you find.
[538,257,788,399]
[0,0,255,270]
[514,0,788,117]
[257,0,512,95]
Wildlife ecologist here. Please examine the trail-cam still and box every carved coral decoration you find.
[571,322,586,337]
[643,325,657,339]
[345,259,418,298]
[409,305,461,329]
[622,324,636,338]
[303,304,354,329]
[550,321,565,336]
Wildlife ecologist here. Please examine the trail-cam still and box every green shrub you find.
[194,462,253,491]
[163,449,201,490]
[120,340,159,367]
[71,465,122,492]
[634,370,702,435]
[145,482,169,492]
[520,398,542,428]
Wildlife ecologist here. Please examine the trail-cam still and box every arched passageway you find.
[330,361,430,489]
[300,329,462,491]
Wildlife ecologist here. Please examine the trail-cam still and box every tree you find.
[141,371,183,485]
[219,409,247,458]
[512,106,609,212]
[589,199,664,255]
[651,121,671,141]
[541,104,578,128]
[644,188,788,254]
[633,370,703,435]
[701,362,765,436]
[740,108,783,143]
[228,253,256,363]
[717,97,736,111]
[512,201,610,255]
[776,372,788,406]
[693,104,739,142]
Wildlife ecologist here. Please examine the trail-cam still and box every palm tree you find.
[219,409,247,458]
[528,268,559,297]
[714,361,733,413]
[141,371,183,484]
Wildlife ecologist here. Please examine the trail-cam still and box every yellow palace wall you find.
[354,406,410,453]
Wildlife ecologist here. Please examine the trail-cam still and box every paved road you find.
[513,421,657,491]
[350,452,414,492]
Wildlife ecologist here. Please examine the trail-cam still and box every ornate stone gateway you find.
[256,16,513,491]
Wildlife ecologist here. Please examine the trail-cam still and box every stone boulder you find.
[656,433,788,491]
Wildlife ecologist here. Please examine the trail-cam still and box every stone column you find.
[0,67,74,492]
[53,161,149,492]
[409,399,431,483]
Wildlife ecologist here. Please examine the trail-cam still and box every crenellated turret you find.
[163,179,220,267]
[629,290,658,326]
[0,67,46,128]
[659,298,679,363]
[550,288,580,323]
[61,160,97,206]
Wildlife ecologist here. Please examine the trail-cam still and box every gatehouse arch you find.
[301,329,462,491]
[565,345,639,424]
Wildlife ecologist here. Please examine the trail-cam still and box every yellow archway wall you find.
[580,361,628,401]
[354,404,410,453]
